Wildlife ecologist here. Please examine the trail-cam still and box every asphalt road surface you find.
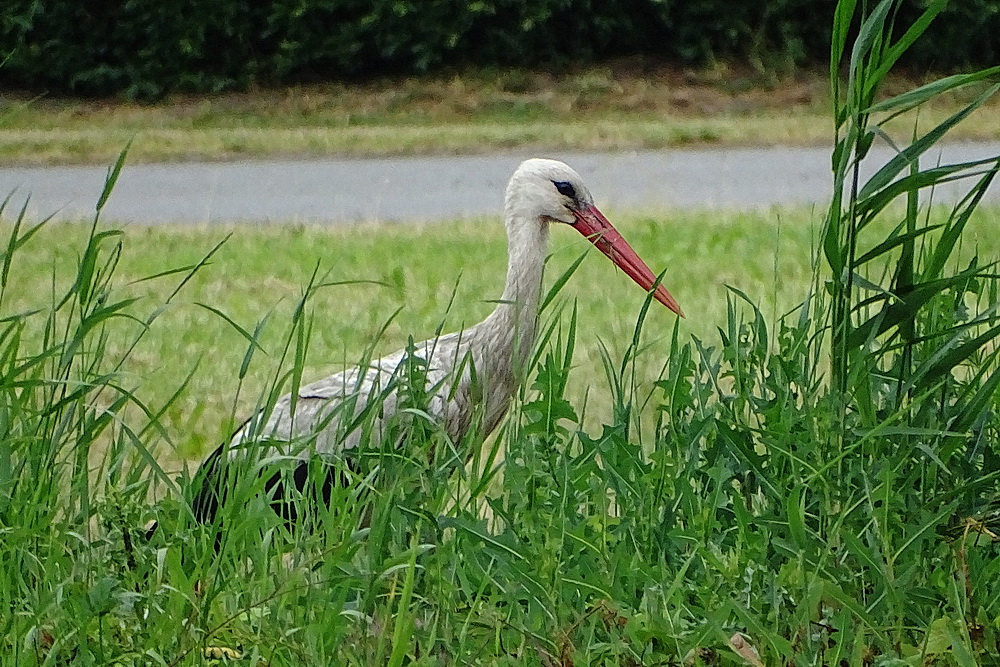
[3,143,999,225]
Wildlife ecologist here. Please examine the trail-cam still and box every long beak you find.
[572,204,684,318]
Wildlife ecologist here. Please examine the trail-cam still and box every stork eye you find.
[552,180,576,199]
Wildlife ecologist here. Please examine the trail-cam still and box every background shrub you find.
[2,0,998,99]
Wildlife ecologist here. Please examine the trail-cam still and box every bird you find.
[190,158,683,526]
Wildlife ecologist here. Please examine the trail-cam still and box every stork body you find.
[192,159,682,523]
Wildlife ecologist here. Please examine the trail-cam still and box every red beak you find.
[572,204,684,318]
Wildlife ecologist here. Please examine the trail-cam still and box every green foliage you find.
[1,0,262,99]
[3,0,999,98]
[824,0,1000,432]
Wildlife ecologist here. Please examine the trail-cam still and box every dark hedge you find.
[2,0,997,99]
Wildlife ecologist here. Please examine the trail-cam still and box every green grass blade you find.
[866,66,1000,114]
[869,0,946,85]
[925,160,1000,281]
[857,159,1000,221]
[96,141,132,213]
[859,83,1000,200]
[386,537,420,667]
[908,322,1000,392]
[196,302,267,353]
[540,249,587,313]
[846,0,893,107]
[852,224,941,267]
[953,359,1000,433]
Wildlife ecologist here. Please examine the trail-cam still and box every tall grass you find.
[2,0,1000,664]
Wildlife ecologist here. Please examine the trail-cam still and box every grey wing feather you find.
[228,331,472,460]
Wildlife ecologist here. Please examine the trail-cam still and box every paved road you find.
[2,143,999,225]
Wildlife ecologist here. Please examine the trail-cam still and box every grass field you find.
[4,4,1000,663]
[1,206,826,465]
[3,198,998,456]
[3,65,1000,165]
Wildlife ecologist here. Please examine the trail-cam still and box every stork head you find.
[506,158,684,317]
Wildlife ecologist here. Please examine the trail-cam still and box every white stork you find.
[191,158,683,524]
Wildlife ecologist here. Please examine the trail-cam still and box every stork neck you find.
[500,217,548,313]
[481,209,548,375]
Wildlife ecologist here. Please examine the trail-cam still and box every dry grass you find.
[3,63,998,165]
